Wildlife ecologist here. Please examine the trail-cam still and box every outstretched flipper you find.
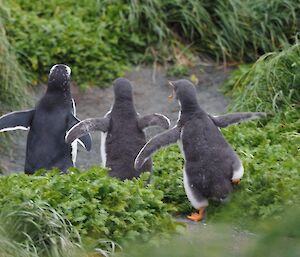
[0,110,35,132]
[138,113,170,130]
[134,126,180,170]
[209,112,267,128]
[67,115,94,151]
[66,117,110,146]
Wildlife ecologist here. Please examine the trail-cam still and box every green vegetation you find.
[247,208,300,257]
[0,2,30,113]
[4,0,129,88]
[215,44,300,224]
[3,0,300,87]
[0,201,86,257]
[1,1,300,255]
[0,199,121,257]
[0,168,179,247]
[152,145,191,214]
[215,109,299,224]
[209,0,300,61]
[222,43,300,112]
[167,65,190,77]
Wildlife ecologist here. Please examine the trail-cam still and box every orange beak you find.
[168,81,175,100]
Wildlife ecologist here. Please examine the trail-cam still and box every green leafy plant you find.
[209,109,300,224]
[166,65,190,77]
[4,0,130,88]
[152,146,192,214]
[0,168,179,246]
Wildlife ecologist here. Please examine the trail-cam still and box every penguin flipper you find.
[138,113,170,130]
[77,133,92,151]
[134,126,180,170]
[209,112,267,128]
[66,117,110,147]
[0,109,35,132]
[67,115,95,151]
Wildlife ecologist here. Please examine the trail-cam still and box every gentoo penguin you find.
[65,78,170,180]
[134,79,267,221]
[0,64,91,174]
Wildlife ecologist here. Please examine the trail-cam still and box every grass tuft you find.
[222,43,300,112]
[0,2,30,113]
[0,200,87,257]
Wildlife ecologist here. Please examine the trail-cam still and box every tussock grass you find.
[223,43,300,112]
[0,200,119,257]
[212,0,299,61]
[0,2,30,113]
[125,0,300,63]
[4,0,300,87]
[0,200,86,257]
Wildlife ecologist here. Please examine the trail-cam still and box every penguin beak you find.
[168,81,175,101]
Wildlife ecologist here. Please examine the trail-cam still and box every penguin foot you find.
[187,208,205,222]
[231,178,241,185]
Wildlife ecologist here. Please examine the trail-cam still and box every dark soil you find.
[0,64,232,174]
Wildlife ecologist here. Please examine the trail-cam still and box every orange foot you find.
[187,208,205,222]
[232,178,241,185]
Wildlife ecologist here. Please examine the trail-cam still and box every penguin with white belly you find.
[0,64,91,174]
[65,78,170,180]
[135,79,267,221]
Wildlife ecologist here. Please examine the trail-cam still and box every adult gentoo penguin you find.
[135,79,267,221]
[0,64,91,174]
[65,78,170,180]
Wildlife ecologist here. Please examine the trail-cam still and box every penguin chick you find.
[135,79,267,221]
[65,78,170,180]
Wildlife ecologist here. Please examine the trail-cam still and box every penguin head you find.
[169,79,199,112]
[48,64,71,91]
[113,78,133,101]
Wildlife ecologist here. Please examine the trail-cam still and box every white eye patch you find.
[49,64,71,76]
[49,64,58,75]
[64,65,71,76]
